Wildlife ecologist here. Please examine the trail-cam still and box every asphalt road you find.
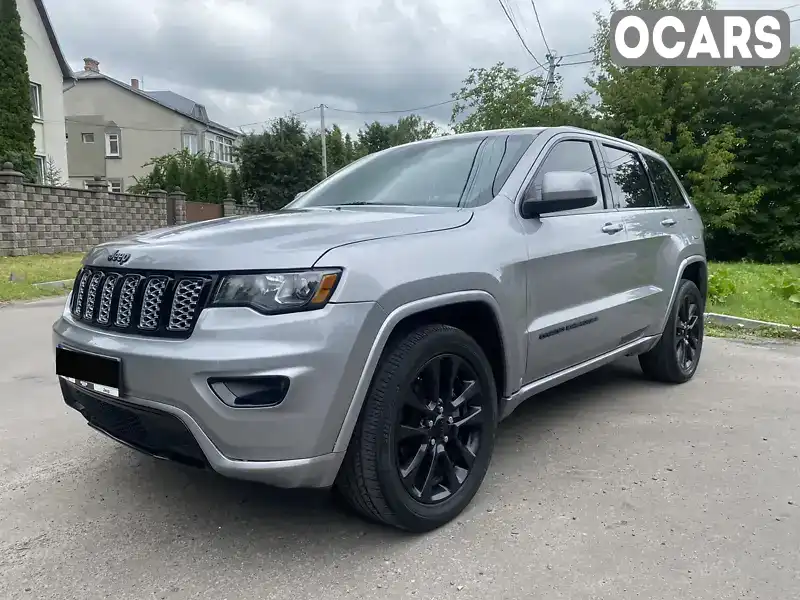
[2,297,799,600]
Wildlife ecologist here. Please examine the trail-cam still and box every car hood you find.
[83,206,473,271]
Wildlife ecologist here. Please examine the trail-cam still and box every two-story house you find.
[19,0,74,183]
[63,58,240,192]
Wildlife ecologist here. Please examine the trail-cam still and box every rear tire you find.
[334,324,498,532]
[639,278,704,383]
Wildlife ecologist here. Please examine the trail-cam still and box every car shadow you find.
[90,356,655,552]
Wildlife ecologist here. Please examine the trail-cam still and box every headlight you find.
[211,269,342,314]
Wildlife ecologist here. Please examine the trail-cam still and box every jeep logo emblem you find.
[107,250,131,266]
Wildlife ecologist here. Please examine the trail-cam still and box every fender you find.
[657,255,707,333]
[332,290,510,453]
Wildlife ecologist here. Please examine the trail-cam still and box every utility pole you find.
[539,52,559,107]
[320,104,328,178]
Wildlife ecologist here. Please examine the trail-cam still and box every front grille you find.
[70,266,215,339]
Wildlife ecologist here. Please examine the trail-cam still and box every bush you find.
[707,266,737,304]
[767,269,800,306]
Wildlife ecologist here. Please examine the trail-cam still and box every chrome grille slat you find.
[83,272,104,319]
[168,278,205,331]
[70,266,209,338]
[73,270,91,316]
[96,273,120,325]
[138,277,169,330]
[115,275,143,327]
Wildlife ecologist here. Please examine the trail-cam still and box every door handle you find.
[661,218,677,227]
[601,222,624,234]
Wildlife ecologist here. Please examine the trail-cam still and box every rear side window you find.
[643,155,687,208]
[602,145,657,209]
[528,140,604,212]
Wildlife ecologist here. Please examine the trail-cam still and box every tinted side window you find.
[529,140,604,211]
[643,155,686,208]
[602,145,657,209]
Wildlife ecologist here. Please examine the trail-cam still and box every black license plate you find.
[56,346,122,398]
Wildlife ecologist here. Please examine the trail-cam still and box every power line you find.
[559,49,593,59]
[559,59,594,66]
[326,98,458,115]
[529,0,552,55]
[234,105,319,128]
[496,0,547,69]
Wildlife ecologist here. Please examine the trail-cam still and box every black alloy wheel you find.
[675,292,701,373]
[395,354,486,504]
[639,278,705,383]
[335,324,498,532]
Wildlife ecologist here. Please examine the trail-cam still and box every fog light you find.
[208,376,290,408]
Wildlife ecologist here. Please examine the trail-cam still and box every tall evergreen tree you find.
[0,0,37,181]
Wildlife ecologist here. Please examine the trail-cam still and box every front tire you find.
[334,324,498,532]
[639,278,705,383]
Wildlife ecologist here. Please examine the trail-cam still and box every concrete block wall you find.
[0,163,172,257]
[224,199,260,217]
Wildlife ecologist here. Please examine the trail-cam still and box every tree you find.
[354,114,440,157]
[163,156,182,192]
[227,167,243,203]
[707,51,800,262]
[450,62,598,133]
[208,168,228,203]
[588,0,761,254]
[236,116,322,210]
[324,124,350,173]
[0,0,37,181]
[357,121,394,155]
[42,156,67,186]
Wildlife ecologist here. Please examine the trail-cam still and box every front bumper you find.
[53,297,387,488]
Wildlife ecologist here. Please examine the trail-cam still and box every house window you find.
[182,133,198,154]
[218,136,234,163]
[30,83,42,119]
[81,133,95,143]
[207,138,216,159]
[35,156,45,183]
[105,133,120,157]
[108,179,123,193]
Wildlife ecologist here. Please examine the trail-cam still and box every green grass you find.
[0,253,83,303]
[707,262,800,327]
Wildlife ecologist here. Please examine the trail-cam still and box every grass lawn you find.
[0,253,798,333]
[0,252,83,303]
[707,262,800,327]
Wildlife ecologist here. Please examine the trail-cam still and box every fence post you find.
[0,162,24,186]
[167,187,187,226]
[223,197,237,217]
[0,162,26,257]
[85,175,108,194]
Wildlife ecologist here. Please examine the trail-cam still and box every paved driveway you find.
[1,298,799,600]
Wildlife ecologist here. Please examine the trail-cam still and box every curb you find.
[705,312,800,333]
[33,279,72,290]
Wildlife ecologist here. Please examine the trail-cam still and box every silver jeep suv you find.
[53,126,707,532]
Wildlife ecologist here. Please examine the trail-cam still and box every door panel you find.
[601,144,681,337]
[518,137,645,383]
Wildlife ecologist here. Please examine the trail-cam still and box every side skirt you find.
[500,334,661,420]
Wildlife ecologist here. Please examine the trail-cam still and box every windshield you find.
[286,133,538,210]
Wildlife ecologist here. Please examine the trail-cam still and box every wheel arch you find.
[657,255,707,333]
[331,291,511,454]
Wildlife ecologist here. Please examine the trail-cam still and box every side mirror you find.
[294,191,306,201]
[521,171,598,219]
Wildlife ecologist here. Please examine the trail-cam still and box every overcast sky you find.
[46,0,800,136]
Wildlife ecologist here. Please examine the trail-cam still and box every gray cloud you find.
[46,0,800,135]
